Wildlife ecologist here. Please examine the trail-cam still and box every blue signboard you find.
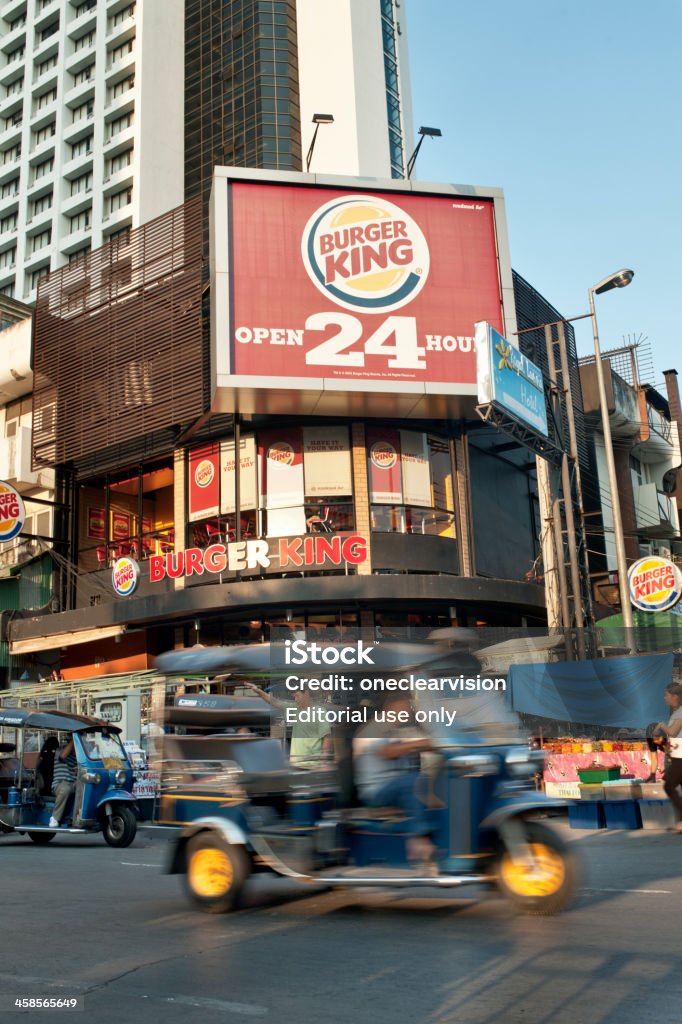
[475,323,548,437]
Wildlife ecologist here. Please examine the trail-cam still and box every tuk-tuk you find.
[0,707,137,847]
[155,642,579,916]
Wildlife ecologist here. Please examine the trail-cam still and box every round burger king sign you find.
[194,459,215,489]
[628,556,682,613]
[302,194,430,314]
[0,480,26,543]
[112,557,140,597]
[370,441,397,470]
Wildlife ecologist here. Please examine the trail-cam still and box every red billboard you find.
[224,181,505,389]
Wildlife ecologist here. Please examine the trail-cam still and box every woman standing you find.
[654,682,682,833]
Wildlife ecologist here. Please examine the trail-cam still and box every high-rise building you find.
[0,0,412,302]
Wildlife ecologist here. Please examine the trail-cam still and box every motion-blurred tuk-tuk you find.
[154,641,579,916]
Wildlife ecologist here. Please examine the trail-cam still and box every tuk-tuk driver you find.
[353,693,436,863]
[244,681,333,767]
[48,737,78,828]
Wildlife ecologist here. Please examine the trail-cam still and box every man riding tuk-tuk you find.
[154,640,580,916]
[0,707,137,847]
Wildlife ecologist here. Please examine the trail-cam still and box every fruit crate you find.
[577,767,621,784]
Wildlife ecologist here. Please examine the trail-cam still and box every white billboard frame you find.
[209,167,518,420]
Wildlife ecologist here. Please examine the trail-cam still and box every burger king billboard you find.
[210,169,516,417]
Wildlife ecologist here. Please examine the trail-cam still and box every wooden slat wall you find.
[32,198,206,470]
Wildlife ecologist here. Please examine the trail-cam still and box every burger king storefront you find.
[10,170,550,677]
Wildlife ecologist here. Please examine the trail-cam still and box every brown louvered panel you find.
[32,198,206,470]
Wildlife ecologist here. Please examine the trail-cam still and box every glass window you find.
[368,430,456,539]
[69,209,91,233]
[78,460,175,572]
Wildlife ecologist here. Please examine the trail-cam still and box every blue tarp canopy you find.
[508,654,673,730]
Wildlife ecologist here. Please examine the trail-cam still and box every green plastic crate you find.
[577,767,621,784]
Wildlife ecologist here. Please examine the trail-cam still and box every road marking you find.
[582,887,673,894]
[120,861,161,868]
[147,995,267,1016]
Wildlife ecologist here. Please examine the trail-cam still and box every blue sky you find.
[405,0,682,391]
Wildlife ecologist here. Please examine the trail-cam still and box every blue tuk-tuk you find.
[0,707,137,847]
[155,643,580,916]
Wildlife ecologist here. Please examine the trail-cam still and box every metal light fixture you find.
[587,269,635,632]
[406,126,442,178]
[305,113,335,172]
[593,269,635,295]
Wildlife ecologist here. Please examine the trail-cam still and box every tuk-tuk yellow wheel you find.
[496,821,578,915]
[185,833,249,913]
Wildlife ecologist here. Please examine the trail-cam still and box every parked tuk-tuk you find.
[0,707,137,847]
[155,642,580,916]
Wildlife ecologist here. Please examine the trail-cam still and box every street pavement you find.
[1,822,681,1024]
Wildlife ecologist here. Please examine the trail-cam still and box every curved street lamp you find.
[588,269,635,631]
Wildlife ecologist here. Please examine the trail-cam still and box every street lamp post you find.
[305,113,334,173]
[406,126,442,178]
[588,269,635,631]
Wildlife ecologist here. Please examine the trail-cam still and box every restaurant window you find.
[186,425,355,544]
[367,428,456,539]
[77,460,175,572]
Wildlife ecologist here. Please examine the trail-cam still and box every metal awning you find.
[9,625,126,657]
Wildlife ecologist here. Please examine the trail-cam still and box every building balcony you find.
[103,122,134,153]
[104,84,134,117]
[22,242,52,271]
[106,14,136,47]
[33,0,60,32]
[2,0,28,25]
[29,131,56,161]
[61,187,93,218]
[66,6,98,40]
[0,426,41,488]
[60,222,93,256]
[25,171,54,201]
[65,46,97,77]
[0,156,21,184]
[632,409,681,469]
[0,58,25,88]
[105,48,135,79]
[579,360,641,439]
[1,92,24,120]
[102,199,131,228]
[32,59,58,90]
[0,261,17,285]
[64,76,95,109]
[0,186,20,213]
[62,114,94,145]
[0,227,17,253]
[102,164,133,195]
[30,100,58,130]
[32,33,60,66]
[634,482,680,540]
[25,204,53,232]
[0,118,22,149]
[0,22,26,56]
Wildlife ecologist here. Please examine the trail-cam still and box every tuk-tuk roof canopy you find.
[0,707,120,734]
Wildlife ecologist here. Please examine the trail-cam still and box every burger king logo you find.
[301,194,430,313]
[370,441,397,470]
[268,442,295,466]
[195,459,215,489]
[112,557,140,597]
[628,556,682,613]
[0,481,26,543]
